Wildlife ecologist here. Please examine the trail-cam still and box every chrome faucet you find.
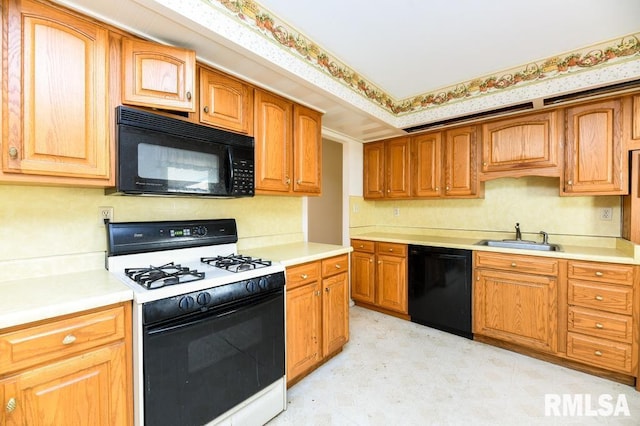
[515,223,522,241]
[539,231,549,244]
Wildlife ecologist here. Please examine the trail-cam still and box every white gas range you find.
[106,219,286,426]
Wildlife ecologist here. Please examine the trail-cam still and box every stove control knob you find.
[178,295,195,310]
[196,292,211,305]
[258,277,268,290]
[246,280,257,292]
[193,226,208,237]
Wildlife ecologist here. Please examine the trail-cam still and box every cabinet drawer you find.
[351,239,375,253]
[568,280,633,315]
[474,251,559,276]
[566,332,632,374]
[286,261,321,290]
[376,242,407,257]
[0,305,125,374]
[568,306,633,343]
[321,254,349,277]
[568,261,634,286]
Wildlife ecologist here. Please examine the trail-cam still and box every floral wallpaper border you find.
[210,0,640,116]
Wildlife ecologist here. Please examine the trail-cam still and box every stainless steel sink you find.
[475,239,562,252]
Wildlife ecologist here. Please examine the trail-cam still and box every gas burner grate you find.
[201,254,272,273]
[125,262,205,289]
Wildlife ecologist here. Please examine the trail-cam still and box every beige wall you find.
[349,176,621,240]
[308,139,343,244]
[0,184,303,280]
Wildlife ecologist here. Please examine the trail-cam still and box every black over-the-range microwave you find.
[109,106,255,198]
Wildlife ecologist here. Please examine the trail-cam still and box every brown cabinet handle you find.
[325,287,330,292]
[594,350,603,357]
[595,323,604,329]
[186,91,192,100]
[511,262,517,267]
[595,271,604,277]
[335,264,341,269]
[595,295,604,301]
[8,146,18,159]
[301,274,308,280]
[203,106,209,113]
[62,334,77,345]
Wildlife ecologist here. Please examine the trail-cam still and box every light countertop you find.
[0,270,133,330]
[242,242,353,267]
[352,232,638,264]
[1,242,351,330]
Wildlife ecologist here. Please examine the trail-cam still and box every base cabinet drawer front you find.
[568,280,633,315]
[474,251,559,276]
[0,306,125,374]
[321,254,349,278]
[376,242,407,257]
[566,333,632,374]
[568,306,633,343]
[286,261,321,290]
[568,261,634,286]
[351,239,375,253]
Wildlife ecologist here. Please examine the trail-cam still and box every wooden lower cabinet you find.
[285,254,349,386]
[0,303,132,425]
[566,260,638,376]
[350,240,407,317]
[474,253,560,354]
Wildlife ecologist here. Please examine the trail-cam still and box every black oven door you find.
[117,123,232,196]
[142,289,285,426]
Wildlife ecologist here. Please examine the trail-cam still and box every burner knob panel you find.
[258,277,268,290]
[178,295,195,310]
[193,225,208,237]
[196,292,211,305]
[246,280,257,293]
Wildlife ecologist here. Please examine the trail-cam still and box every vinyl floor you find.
[267,305,640,425]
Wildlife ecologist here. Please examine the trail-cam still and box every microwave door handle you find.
[226,148,233,195]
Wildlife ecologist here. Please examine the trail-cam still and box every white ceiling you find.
[257,0,640,99]
[56,0,640,142]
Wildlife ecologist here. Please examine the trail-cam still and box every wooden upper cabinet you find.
[623,94,640,150]
[386,137,411,198]
[121,38,196,112]
[3,0,111,184]
[444,126,479,197]
[563,98,627,195]
[198,66,253,135]
[293,104,322,194]
[363,142,385,199]
[481,111,560,178]
[254,89,292,192]
[411,132,442,197]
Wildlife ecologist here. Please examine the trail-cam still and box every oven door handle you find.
[145,289,283,335]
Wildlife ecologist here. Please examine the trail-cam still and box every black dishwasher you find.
[408,245,472,339]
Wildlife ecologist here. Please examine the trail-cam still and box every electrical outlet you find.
[393,207,400,217]
[353,204,359,213]
[99,206,114,226]
[600,207,613,221]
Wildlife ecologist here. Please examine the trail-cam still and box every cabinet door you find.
[563,99,626,195]
[351,251,375,304]
[254,90,292,193]
[198,67,253,134]
[386,137,411,198]
[474,269,558,353]
[444,126,479,197]
[376,253,407,314]
[481,111,559,172]
[121,38,195,112]
[4,0,110,181]
[322,272,349,356]
[1,343,129,426]
[623,94,640,150]
[286,281,321,384]
[411,132,442,197]
[363,142,385,199]
[293,105,322,194]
